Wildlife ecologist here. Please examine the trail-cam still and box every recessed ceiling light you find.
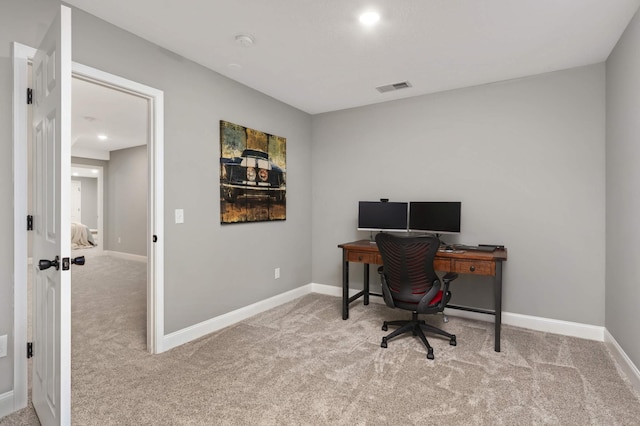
[97,134,108,140]
[359,11,380,26]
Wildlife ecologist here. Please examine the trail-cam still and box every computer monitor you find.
[409,201,461,234]
[358,201,408,232]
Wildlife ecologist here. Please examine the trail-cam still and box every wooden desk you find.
[338,240,508,352]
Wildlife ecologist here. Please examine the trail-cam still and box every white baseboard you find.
[162,282,606,345]
[604,329,640,394]
[103,250,147,263]
[0,391,14,419]
[311,283,604,341]
[502,312,604,341]
[311,282,362,298]
[291,283,608,342]
[162,284,314,352]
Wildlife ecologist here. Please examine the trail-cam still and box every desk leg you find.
[363,264,370,305]
[342,251,349,320]
[494,262,503,352]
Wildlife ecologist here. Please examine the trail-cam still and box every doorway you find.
[12,42,165,413]
[70,64,165,352]
[70,163,104,255]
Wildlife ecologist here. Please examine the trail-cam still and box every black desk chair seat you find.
[375,233,458,360]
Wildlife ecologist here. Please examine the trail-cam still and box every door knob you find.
[38,256,60,271]
[71,256,85,266]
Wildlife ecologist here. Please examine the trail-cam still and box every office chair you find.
[375,233,458,360]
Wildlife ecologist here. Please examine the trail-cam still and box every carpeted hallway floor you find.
[2,254,640,425]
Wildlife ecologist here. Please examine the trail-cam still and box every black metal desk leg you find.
[342,251,349,320]
[363,264,370,305]
[494,262,503,352]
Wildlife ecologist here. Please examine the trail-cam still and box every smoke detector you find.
[235,34,255,47]
[376,81,413,93]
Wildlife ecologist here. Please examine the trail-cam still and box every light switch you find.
[175,209,184,224]
[0,335,7,358]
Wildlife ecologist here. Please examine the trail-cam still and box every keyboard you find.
[455,244,498,252]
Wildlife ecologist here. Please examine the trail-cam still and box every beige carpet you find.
[2,255,640,425]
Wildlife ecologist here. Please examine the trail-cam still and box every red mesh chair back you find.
[375,233,441,310]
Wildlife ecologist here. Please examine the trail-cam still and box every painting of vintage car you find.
[220,149,286,202]
[220,120,286,224]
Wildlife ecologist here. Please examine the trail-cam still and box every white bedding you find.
[71,222,96,249]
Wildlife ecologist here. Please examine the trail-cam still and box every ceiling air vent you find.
[376,81,412,93]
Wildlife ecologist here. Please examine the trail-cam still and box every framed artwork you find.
[219,120,286,224]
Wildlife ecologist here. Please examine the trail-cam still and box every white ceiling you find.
[71,77,148,159]
[65,0,640,116]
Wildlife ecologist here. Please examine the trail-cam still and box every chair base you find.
[380,312,456,360]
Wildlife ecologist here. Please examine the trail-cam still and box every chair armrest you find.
[442,272,458,283]
[440,272,457,307]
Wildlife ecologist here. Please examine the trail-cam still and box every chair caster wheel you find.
[450,336,457,346]
[381,339,388,349]
[427,350,434,360]
[382,323,388,331]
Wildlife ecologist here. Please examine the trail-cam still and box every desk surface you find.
[339,240,508,262]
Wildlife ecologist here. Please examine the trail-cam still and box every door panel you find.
[31,5,72,426]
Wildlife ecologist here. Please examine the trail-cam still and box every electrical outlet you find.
[274,267,280,279]
[118,237,121,244]
[0,335,7,358]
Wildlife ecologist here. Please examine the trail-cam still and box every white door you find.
[70,180,81,223]
[31,5,72,426]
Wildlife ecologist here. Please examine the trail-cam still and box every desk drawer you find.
[434,259,451,271]
[452,260,494,276]
[347,251,381,264]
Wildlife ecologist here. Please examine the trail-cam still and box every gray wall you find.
[606,8,640,370]
[0,0,60,398]
[1,0,312,397]
[69,8,312,326]
[106,145,147,256]
[74,176,98,229]
[311,64,606,325]
[69,7,313,332]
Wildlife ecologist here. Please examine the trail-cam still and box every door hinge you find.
[27,215,33,231]
[26,88,33,105]
[27,342,33,359]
